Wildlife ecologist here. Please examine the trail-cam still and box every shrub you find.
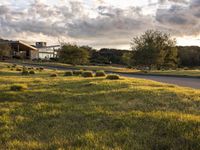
[106,74,120,80]
[73,70,83,76]
[95,71,106,77]
[29,70,35,74]
[16,68,22,71]
[50,73,57,77]
[64,71,73,76]
[82,71,93,77]
[22,70,29,75]
[12,64,17,68]
[10,84,28,91]
[39,67,44,71]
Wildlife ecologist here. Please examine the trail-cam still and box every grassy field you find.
[0,62,200,149]
[8,60,200,77]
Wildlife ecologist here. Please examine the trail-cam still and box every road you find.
[12,62,200,89]
[119,73,200,89]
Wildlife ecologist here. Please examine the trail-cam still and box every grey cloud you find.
[67,6,154,39]
[156,0,200,36]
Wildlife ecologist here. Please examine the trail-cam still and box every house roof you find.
[0,40,38,51]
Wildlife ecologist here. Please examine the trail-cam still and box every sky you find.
[0,0,199,49]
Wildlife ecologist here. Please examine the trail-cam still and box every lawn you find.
[8,60,200,77]
[0,62,200,149]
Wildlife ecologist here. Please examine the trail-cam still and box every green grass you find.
[8,60,200,77]
[0,62,200,149]
[148,69,200,77]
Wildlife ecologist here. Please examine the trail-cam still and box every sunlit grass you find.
[0,62,200,149]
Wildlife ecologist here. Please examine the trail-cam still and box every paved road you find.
[12,62,200,89]
[119,73,200,89]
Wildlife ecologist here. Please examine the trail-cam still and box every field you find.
[9,60,200,77]
[0,62,200,149]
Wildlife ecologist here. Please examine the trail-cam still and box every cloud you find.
[155,0,200,36]
[0,0,200,48]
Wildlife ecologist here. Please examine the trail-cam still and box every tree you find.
[122,52,132,66]
[0,43,11,59]
[59,44,89,65]
[131,30,177,69]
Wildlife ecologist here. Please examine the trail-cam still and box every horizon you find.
[0,0,200,49]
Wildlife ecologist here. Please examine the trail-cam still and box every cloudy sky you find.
[0,0,199,49]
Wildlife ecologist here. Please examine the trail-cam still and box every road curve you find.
[118,73,200,89]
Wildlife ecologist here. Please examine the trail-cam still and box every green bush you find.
[82,71,93,77]
[22,70,29,75]
[64,71,73,76]
[39,67,44,71]
[10,84,28,91]
[106,74,120,80]
[12,64,17,68]
[29,70,35,74]
[73,70,83,76]
[95,71,106,77]
[16,68,22,71]
[50,73,58,77]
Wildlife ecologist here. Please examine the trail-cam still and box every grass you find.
[0,62,200,149]
[8,60,200,77]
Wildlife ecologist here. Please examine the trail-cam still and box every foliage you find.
[29,70,35,74]
[0,41,12,59]
[50,73,58,77]
[95,71,106,77]
[16,68,22,71]
[64,71,73,76]
[106,74,120,80]
[73,70,83,76]
[82,71,93,77]
[131,30,177,69]
[122,52,132,66]
[177,46,200,67]
[10,84,28,91]
[59,44,89,65]
[22,70,29,75]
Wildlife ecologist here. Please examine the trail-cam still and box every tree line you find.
[59,30,200,68]
[0,30,200,68]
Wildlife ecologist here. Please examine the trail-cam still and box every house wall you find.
[30,50,39,59]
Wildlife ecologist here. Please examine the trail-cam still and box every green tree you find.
[122,52,132,66]
[0,43,11,59]
[59,44,89,65]
[131,30,177,69]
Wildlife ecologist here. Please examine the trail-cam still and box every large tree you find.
[131,30,178,69]
[59,44,89,65]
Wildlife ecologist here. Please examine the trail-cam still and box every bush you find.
[95,71,106,77]
[50,73,58,77]
[29,70,35,74]
[73,70,83,76]
[16,68,22,71]
[22,70,29,75]
[64,71,73,76]
[106,74,120,80]
[10,84,28,91]
[12,64,17,68]
[82,71,93,77]
[39,67,44,71]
